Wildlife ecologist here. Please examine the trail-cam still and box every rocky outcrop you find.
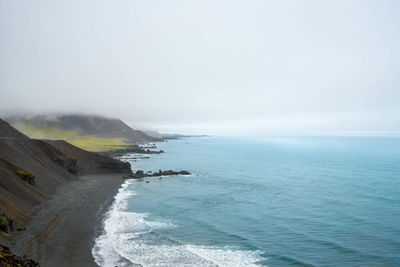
[0,157,36,187]
[97,159,132,173]
[52,156,78,174]
[0,158,37,187]
[0,244,39,266]
[0,211,14,234]
[15,170,36,186]
[128,169,191,179]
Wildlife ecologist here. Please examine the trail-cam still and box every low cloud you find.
[1,0,399,134]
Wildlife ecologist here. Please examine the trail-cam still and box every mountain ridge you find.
[5,114,162,152]
[6,114,161,142]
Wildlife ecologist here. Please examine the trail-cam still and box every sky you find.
[1,0,399,135]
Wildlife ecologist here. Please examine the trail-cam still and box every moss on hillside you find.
[14,122,137,152]
[67,137,136,152]
[16,122,80,140]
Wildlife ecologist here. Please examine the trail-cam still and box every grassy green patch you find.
[16,122,80,139]
[14,122,137,152]
[67,137,135,152]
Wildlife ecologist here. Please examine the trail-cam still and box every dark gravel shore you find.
[11,174,124,267]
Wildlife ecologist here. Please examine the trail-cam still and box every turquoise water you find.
[93,136,400,266]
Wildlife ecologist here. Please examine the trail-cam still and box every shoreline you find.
[10,174,125,267]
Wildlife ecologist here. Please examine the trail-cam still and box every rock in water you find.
[133,170,145,178]
[126,169,191,179]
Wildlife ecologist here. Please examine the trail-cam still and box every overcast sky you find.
[1,0,399,134]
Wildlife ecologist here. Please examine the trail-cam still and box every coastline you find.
[10,174,125,267]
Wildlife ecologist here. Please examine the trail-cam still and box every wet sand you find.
[12,174,124,267]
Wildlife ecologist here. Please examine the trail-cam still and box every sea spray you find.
[92,179,136,267]
[92,176,266,266]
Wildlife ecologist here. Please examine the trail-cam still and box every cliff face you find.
[0,119,132,229]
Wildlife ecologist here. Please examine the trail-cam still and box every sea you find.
[92,136,400,266]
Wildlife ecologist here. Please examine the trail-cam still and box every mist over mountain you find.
[1,0,400,134]
[5,114,160,143]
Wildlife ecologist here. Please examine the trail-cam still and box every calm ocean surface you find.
[93,136,400,266]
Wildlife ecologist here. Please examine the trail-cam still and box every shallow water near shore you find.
[93,136,400,266]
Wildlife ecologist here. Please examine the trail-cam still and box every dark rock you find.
[97,159,132,174]
[127,169,191,179]
[100,148,164,158]
[0,244,40,266]
[145,181,149,183]
[117,156,150,160]
[133,170,145,178]
[15,169,36,186]
[163,170,175,176]
[0,211,14,233]
[53,155,78,174]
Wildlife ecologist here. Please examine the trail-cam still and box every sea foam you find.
[92,179,266,267]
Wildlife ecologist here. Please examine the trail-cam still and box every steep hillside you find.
[6,114,162,152]
[0,120,132,231]
[0,119,28,139]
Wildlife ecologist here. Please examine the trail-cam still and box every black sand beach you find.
[11,174,124,267]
